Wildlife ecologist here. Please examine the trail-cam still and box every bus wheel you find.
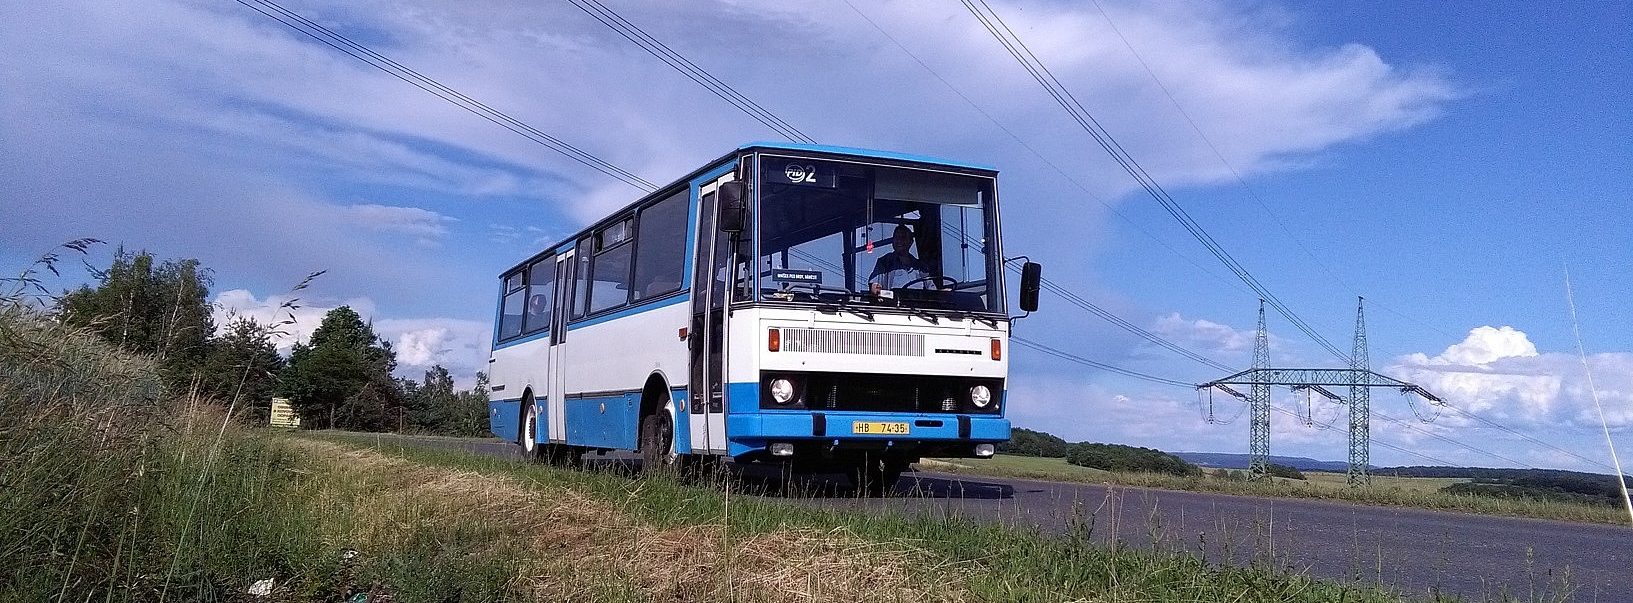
[520,398,541,460]
[852,455,906,497]
[639,412,677,473]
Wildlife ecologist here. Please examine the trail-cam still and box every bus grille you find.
[780,328,924,357]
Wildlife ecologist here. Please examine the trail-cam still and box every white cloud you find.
[1392,326,1632,430]
[342,203,456,244]
[212,289,490,379]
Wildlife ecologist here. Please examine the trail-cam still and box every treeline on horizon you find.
[22,245,488,436]
[1000,428,1234,478]
[1378,465,1632,507]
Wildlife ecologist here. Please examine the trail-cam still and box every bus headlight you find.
[770,378,797,405]
[970,385,993,409]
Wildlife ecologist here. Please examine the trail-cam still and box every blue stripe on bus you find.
[565,293,688,332]
[491,327,551,351]
[564,392,639,450]
[671,388,692,455]
[489,399,521,442]
[725,413,1011,457]
[740,141,998,172]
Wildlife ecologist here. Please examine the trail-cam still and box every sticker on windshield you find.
[771,269,822,284]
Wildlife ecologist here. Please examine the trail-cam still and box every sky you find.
[2,0,1629,473]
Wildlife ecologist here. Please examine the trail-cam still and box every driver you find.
[868,224,933,295]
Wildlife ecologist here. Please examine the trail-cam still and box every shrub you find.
[1065,442,1201,476]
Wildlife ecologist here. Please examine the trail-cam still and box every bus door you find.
[546,250,572,442]
[689,175,734,454]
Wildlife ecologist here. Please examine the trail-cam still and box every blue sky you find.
[2,0,1628,472]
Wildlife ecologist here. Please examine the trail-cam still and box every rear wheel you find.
[639,412,677,473]
[519,397,541,460]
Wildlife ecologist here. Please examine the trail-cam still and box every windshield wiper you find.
[942,309,1000,329]
[816,295,875,322]
[904,307,940,324]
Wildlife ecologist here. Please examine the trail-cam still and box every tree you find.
[1065,442,1201,477]
[402,367,491,436]
[1265,463,1307,480]
[58,248,214,391]
[197,317,285,421]
[280,306,398,430]
[403,365,457,432]
[998,428,1071,458]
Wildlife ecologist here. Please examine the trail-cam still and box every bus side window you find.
[588,217,635,314]
[632,190,687,301]
[570,237,591,320]
[498,271,525,340]
[522,260,554,334]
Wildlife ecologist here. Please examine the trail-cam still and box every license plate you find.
[852,421,909,435]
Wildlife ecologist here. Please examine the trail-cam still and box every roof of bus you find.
[738,141,998,173]
[500,143,997,276]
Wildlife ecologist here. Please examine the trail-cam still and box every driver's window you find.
[937,203,986,287]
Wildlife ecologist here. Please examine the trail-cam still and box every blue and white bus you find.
[488,143,1041,492]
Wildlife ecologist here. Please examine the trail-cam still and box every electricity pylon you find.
[1200,298,1443,487]
[1349,297,1371,486]
[1250,300,1271,479]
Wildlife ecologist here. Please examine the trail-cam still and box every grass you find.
[0,301,1581,602]
[925,454,1628,525]
[307,430,1572,603]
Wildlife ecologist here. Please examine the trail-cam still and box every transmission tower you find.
[1200,299,1443,487]
[1348,297,1371,486]
[1250,300,1271,479]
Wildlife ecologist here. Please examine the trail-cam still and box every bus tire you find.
[639,411,677,472]
[519,396,541,460]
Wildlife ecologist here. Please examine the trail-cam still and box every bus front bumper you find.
[726,411,1009,459]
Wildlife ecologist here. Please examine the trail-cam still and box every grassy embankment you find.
[925,455,1626,525]
[5,304,1576,601]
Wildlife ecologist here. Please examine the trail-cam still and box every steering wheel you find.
[900,275,958,290]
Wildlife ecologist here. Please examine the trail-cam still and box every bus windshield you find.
[757,157,1003,314]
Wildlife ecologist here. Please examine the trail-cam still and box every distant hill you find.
[1174,452,1352,473]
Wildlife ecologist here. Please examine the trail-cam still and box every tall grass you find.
[0,305,526,601]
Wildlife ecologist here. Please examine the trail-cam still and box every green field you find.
[926,454,1625,524]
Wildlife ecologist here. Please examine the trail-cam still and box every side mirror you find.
[718,181,747,233]
[1019,262,1042,312]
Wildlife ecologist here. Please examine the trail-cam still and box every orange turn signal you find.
[990,338,1002,361]
[768,328,781,352]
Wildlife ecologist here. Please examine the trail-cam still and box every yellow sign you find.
[269,397,301,429]
[852,421,909,435]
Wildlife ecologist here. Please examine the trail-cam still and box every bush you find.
[997,427,1071,457]
[1266,463,1307,480]
[1065,442,1201,477]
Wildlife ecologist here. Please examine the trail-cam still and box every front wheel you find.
[639,412,677,472]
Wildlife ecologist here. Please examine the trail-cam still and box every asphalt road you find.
[354,434,1631,602]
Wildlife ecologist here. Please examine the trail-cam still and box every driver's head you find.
[891,224,914,254]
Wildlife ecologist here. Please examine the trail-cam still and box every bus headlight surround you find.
[970,385,993,409]
[770,378,798,405]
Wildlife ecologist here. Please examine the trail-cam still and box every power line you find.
[961,0,1348,362]
[234,0,657,192]
[1011,336,1196,388]
[839,0,1254,300]
[563,0,815,144]
[1270,404,1460,468]
[999,258,1235,372]
[1084,0,1465,350]
[1372,410,1538,470]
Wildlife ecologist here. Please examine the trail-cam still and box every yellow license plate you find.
[852,421,909,435]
